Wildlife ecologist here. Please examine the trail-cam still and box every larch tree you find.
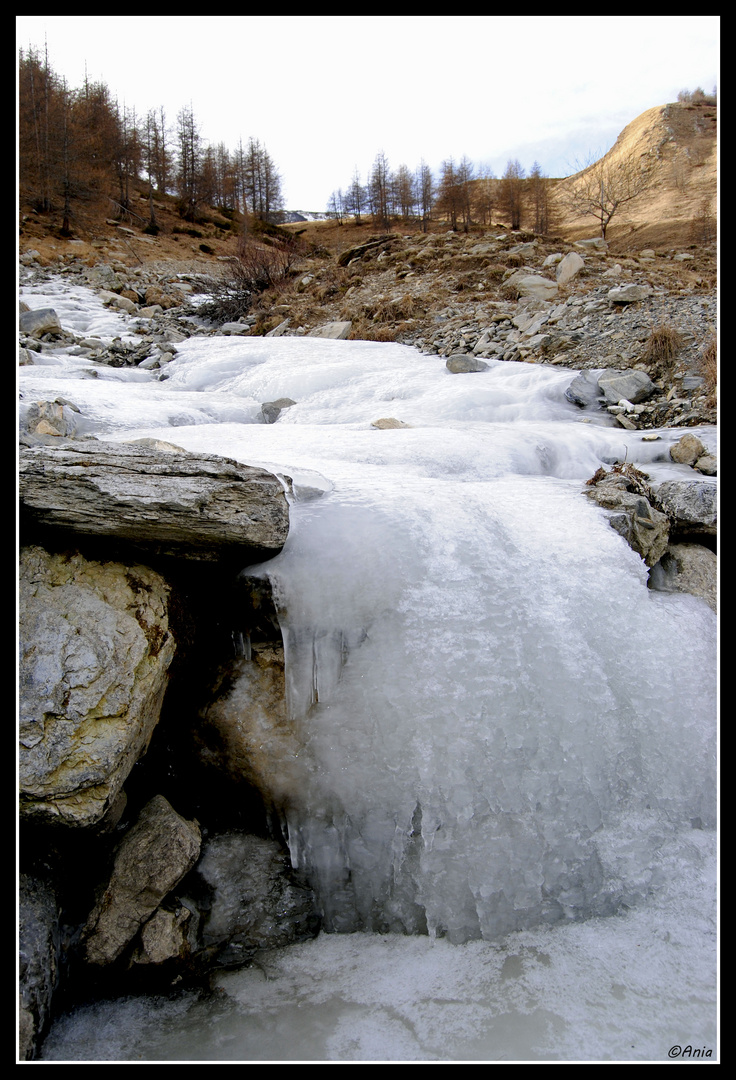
[500,159,525,230]
[559,151,653,239]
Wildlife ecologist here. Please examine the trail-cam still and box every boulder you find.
[598,370,656,404]
[556,252,584,285]
[19,441,290,564]
[260,398,296,424]
[19,308,62,336]
[669,433,707,466]
[651,480,717,537]
[21,399,80,439]
[307,321,352,339]
[649,543,717,612]
[585,475,670,567]
[195,642,303,806]
[196,833,319,967]
[19,546,176,827]
[607,284,652,304]
[446,354,489,373]
[84,795,201,966]
[575,237,608,252]
[516,275,558,301]
[371,417,412,429]
[19,875,60,1060]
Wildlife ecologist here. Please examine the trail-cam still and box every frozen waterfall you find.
[21,276,717,1061]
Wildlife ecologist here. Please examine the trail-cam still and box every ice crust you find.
[22,276,717,1061]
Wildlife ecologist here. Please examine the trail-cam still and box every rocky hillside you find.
[553,99,717,249]
[19,100,718,431]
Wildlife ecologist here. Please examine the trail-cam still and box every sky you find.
[16,16,719,213]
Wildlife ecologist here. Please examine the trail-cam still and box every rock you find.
[556,252,584,284]
[651,480,717,537]
[99,290,137,314]
[19,546,176,827]
[196,643,303,807]
[196,833,319,966]
[649,543,717,612]
[19,875,60,1060]
[21,399,80,438]
[307,321,352,339]
[585,475,669,567]
[565,370,606,408]
[669,433,707,465]
[219,322,251,336]
[694,454,717,476]
[19,308,62,336]
[265,319,291,337]
[446,354,489,373]
[598,369,656,404]
[19,441,290,564]
[260,398,296,424]
[84,795,201,966]
[134,905,197,966]
[607,284,652,304]
[371,417,412,428]
[575,237,609,252]
[515,275,558,300]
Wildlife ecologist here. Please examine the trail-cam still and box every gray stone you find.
[260,398,296,424]
[694,454,717,476]
[84,796,201,966]
[651,480,717,536]
[19,308,62,336]
[585,476,669,566]
[307,321,352,339]
[598,370,656,404]
[19,875,60,1060]
[19,546,176,827]
[649,543,717,612]
[19,441,290,563]
[446,355,489,373]
[575,237,609,252]
[607,284,652,304]
[565,370,605,408]
[669,433,706,465]
[196,833,318,966]
[219,322,251,336]
[371,417,412,428]
[556,252,585,285]
[516,275,558,300]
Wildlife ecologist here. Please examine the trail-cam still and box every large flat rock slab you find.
[19,441,290,563]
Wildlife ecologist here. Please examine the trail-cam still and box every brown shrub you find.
[698,332,717,406]
[643,322,683,377]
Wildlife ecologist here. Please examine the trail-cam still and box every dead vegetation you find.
[698,332,717,407]
[643,321,684,377]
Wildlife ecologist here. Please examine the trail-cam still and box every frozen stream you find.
[20,274,717,1062]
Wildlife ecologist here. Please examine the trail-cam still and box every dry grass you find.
[643,321,683,377]
[698,332,717,406]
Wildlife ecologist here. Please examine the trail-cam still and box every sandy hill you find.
[553,100,717,250]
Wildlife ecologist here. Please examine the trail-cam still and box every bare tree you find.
[528,161,551,234]
[436,157,459,230]
[473,164,495,225]
[500,160,525,230]
[368,151,391,229]
[416,160,433,232]
[560,151,654,239]
[346,169,366,223]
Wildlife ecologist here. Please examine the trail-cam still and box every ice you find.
[24,275,717,1061]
